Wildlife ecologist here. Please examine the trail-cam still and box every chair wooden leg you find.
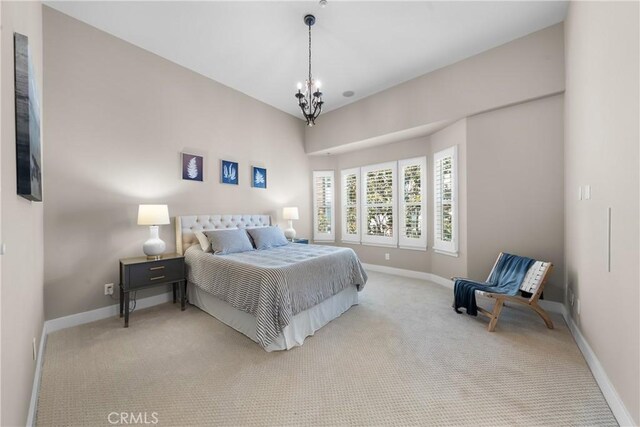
[530,302,554,329]
[487,299,504,332]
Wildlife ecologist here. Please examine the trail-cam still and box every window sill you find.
[399,245,428,252]
[434,249,459,257]
[361,242,398,249]
[341,240,361,245]
[313,239,335,243]
[345,242,429,251]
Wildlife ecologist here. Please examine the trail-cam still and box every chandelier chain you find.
[295,14,323,126]
[308,23,312,84]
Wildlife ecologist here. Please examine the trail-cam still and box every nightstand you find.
[291,238,309,244]
[119,253,186,327]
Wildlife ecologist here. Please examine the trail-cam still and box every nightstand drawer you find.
[126,258,184,289]
[119,253,186,327]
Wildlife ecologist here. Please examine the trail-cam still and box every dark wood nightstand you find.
[119,253,186,327]
[291,238,309,244]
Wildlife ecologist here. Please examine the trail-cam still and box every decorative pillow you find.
[194,228,237,252]
[204,229,253,255]
[246,226,289,250]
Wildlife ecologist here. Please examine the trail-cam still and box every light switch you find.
[0,243,5,255]
[577,186,582,201]
[584,185,591,200]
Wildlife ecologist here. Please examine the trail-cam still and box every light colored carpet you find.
[36,272,616,426]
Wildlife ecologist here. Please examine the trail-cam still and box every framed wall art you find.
[221,160,238,185]
[182,153,203,182]
[14,33,42,201]
[252,166,267,189]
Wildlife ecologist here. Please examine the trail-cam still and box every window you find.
[361,162,397,246]
[313,170,335,241]
[399,157,427,249]
[339,156,427,250]
[433,146,458,255]
[341,168,360,243]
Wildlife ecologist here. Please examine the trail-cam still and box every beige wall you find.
[1,2,3,419]
[309,119,468,279]
[1,1,45,426]
[564,1,639,423]
[303,23,566,302]
[467,94,565,301]
[43,8,309,320]
[305,23,565,153]
[18,3,640,423]
[310,92,565,303]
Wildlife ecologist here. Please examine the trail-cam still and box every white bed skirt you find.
[187,282,359,351]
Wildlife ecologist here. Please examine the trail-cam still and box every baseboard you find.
[427,274,454,290]
[26,323,48,427]
[537,299,566,315]
[28,269,636,427]
[363,262,634,426]
[46,291,173,334]
[26,291,172,426]
[362,263,431,281]
[362,263,569,313]
[562,310,636,426]
[361,263,453,289]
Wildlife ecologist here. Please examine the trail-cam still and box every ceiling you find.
[45,1,568,119]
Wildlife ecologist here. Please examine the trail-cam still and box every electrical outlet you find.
[104,283,114,295]
[569,290,574,306]
[32,337,37,361]
[584,185,591,200]
[385,253,390,261]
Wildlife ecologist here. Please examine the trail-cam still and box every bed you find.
[176,214,367,351]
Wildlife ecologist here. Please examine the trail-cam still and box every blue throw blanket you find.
[454,253,535,316]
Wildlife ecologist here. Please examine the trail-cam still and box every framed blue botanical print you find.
[221,160,238,185]
[252,166,267,189]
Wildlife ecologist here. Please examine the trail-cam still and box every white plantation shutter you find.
[313,170,335,241]
[433,146,458,255]
[398,157,427,249]
[341,168,360,243]
[361,162,397,246]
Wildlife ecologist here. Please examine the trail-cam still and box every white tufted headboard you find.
[175,214,272,255]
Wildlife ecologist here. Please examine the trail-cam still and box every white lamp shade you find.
[283,207,299,220]
[137,204,170,225]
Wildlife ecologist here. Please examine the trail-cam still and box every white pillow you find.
[194,228,237,252]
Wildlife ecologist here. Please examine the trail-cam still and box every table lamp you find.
[137,204,170,259]
[283,207,299,241]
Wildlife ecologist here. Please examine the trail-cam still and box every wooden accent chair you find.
[455,253,554,332]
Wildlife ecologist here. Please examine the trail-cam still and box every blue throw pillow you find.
[204,229,254,255]
[246,226,289,250]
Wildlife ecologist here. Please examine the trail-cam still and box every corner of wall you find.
[1,1,45,425]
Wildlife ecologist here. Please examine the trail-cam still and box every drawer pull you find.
[149,276,165,281]
[149,266,165,271]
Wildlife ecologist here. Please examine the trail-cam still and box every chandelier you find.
[295,14,323,126]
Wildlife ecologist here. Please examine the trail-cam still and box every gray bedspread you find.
[185,243,367,348]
